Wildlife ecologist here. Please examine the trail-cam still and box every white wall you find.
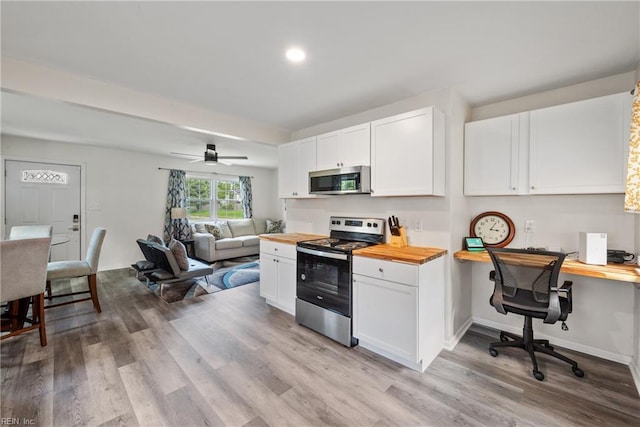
[466,71,639,363]
[287,71,640,362]
[1,135,280,270]
[289,86,472,346]
[631,66,640,394]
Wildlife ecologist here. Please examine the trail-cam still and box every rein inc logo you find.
[1,419,35,425]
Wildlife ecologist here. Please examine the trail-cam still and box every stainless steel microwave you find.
[308,166,371,195]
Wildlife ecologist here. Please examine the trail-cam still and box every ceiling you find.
[1,1,639,169]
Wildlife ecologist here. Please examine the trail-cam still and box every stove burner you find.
[300,238,373,252]
[334,241,370,250]
[308,238,340,247]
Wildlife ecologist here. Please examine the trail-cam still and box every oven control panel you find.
[330,216,385,236]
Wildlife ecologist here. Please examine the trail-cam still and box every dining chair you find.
[9,225,53,239]
[1,237,52,346]
[46,227,107,313]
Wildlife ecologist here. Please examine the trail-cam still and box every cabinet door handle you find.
[378,268,383,273]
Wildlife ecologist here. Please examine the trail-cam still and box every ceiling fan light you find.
[204,151,218,163]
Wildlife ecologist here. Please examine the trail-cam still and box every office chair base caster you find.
[572,367,584,377]
[489,347,498,357]
[533,370,544,381]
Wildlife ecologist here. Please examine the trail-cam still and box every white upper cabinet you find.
[464,92,631,196]
[464,113,526,195]
[316,122,371,170]
[278,136,317,198]
[370,106,446,197]
[528,92,630,194]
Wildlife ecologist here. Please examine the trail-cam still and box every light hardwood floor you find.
[2,268,639,426]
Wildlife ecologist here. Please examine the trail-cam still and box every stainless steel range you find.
[296,216,385,346]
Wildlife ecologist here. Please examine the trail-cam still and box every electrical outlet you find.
[415,219,423,232]
[525,220,536,233]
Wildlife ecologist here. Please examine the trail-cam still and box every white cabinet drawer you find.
[259,240,297,259]
[353,256,418,285]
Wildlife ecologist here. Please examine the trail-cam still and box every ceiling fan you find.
[171,144,248,166]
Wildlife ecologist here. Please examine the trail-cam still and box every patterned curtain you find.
[625,81,640,213]
[239,176,253,218]
[163,169,189,242]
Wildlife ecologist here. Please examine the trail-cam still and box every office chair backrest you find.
[487,248,566,320]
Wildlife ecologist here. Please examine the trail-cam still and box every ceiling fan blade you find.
[218,159,233,166]
[171,151,200,158]
[189,158,204,163]
[218,155,248,160]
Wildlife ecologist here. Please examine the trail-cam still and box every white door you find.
[5,160,82,261]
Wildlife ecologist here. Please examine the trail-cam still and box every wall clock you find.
[469,211,515,248]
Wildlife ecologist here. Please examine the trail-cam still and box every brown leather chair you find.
[1,237,52,346]
[46,227,106,312]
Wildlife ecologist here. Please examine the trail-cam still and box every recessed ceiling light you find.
[286,47,306,63]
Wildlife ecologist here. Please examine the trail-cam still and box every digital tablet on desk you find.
[464,237,486,252]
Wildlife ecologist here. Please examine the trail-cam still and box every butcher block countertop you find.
[354,244,448,265]
[454,250,640,284]
[259,233,326,245]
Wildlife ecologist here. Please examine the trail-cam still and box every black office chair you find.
[487,247,585,381]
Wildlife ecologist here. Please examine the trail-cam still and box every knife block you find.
[390,226,408,248]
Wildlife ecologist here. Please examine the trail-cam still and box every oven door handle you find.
[296,246,349,261]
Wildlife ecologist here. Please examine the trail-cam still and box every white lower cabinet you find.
[259,241,297,315]
[353,255,445,372]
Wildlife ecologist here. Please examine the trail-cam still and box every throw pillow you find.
[216,221,233,239]
[168,238,189,270]
[204,223,224,240]
[147,234,165,246]
[192,223,207,234]
[266,219,284,234]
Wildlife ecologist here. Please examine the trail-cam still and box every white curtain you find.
[625,80,640,213]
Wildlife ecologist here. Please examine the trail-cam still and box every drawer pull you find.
[378,268,384,273]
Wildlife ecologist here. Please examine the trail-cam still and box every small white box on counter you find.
[578,232,607,265]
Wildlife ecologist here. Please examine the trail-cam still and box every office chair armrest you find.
[552,280,573,312]
[552,280,573,296]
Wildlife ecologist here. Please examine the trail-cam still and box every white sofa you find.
[190,218,268,262]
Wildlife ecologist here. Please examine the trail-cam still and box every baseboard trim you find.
[472,317,632,365]
[445,317,473,351]
[630,358,640,395]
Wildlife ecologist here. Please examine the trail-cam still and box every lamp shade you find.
[171,207,187,219]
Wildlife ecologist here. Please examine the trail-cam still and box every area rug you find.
[139,256,260,303]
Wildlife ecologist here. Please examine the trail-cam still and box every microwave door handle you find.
[296,246,349,261]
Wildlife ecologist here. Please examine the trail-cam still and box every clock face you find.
[470,212,515,247]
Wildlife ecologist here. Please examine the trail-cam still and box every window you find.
[186,176,243,220]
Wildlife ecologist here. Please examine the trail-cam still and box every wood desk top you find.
[454,250,640,284]
[354,244,447,265]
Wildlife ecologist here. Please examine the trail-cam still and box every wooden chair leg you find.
[9,301,19,331]
[88,274,102,313]
[46,280,52,299]
[36,293,47,346]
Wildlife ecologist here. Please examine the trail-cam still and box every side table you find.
[180,239,195,258]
